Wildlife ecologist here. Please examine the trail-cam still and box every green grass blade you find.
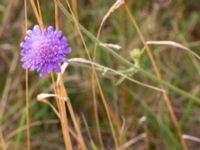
[146,113,181,150]
[14,111,26,150]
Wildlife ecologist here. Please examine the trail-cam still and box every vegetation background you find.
[0,0,199,149]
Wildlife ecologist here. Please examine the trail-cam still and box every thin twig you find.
[56,1,86,149]
[0,127,6,150]
[63,0,118,149]
[92,1,125,148]
[24,0,31,149]
[51,72,72,150]
[30,0,43,28]
[36,0,43,25]
[54,0,59,30]
[183,134,200,143]
[124,4,188,150]
[120,133,146,149]
[146,40,200,60]
[67,58,165,92]
[57,3,200,103]
[58,72,87,150]
[6,120,59,140]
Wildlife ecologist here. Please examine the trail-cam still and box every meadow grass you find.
[0,0,200,149]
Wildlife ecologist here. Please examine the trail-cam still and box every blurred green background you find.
[0,0,200,149]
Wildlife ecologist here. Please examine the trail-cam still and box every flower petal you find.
[54,64,61,73]
[20,25,71,77]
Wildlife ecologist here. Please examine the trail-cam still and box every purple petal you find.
[20,24,71,77]
[20,42,31,49]
[59,56,67,62]
[26,30,32,36]
[33,25,41,34]
[40,67,48,77]
[30,65,36,71]
[54,64,61,73]
[47,26,54,32]
[47,63,53,73]
[21,56,29,61]
[55,31,62,38]
[22,62,31,69]
[61,37,67,44]
[64,47,71,54]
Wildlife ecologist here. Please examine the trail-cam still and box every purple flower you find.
[20,25,71,77]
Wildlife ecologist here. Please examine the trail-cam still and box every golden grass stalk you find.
[54,1,86,149]
[63,1,104,149]
[0,127,6,150]
[25,69,30,150]
[24,0,31,149]
[81,114,97,148]
[64,0,123,148]
[51,73,72,150]
[57,73,87,150]
[30,0,43,28]
[36,0,43,25]
[37,93,60,118]
[91,82,104,149]
[29,0,73,149]
[53,1,73,149]
[124,4,188,150]
[91,1,125,148]
[93,0,125,59]
[146,40,200,60]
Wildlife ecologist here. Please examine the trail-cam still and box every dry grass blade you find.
[0,53,18,120]
[36,0,43,25]
[6,120,59,140]
[92,2,125,146]
[30,0,43,28]
[52,1,73,149]
[146,40,200,60]
[66,58,165,92]
[0,51,18,150]
[101,0,125,25]
[54,1,86,149]
[120,133,147,149]
[93,0,125,58]
[25,69,30,150]
[54,0,59,30]
[51,72,72,150]
[0,127,6,150]
[124,4,188,150]
[81,114,97,148]
[63,0,114,149]
[24,0,31,149]
[183,134,200,143]
[37,93,60,118]
[57,73,87,150]
[6,119,79,148]
[99,42,121,50]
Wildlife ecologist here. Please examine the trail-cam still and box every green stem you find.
[58,1,200,103]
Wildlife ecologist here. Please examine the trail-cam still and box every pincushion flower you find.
[20,25,71,77]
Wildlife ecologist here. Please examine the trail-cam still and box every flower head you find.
[20,25,71,77]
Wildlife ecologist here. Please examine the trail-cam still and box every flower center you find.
[35,38,58,63]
